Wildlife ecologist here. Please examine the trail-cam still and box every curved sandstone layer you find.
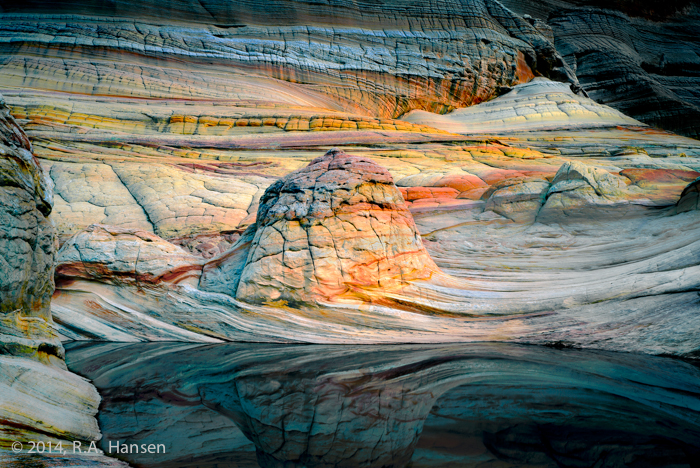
[0,1,573,119]
[497,0,700,139]
[401,78,643,133]
[0,1,698,358]
[49,147,700,356]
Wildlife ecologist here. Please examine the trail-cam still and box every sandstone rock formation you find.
[44,145,700,357]
[0,94,55,340]
[402,78,642,133]
[0,0,574,120]
[0,0,697,359]
[57,224,201,286]
[498,0,700,139]
[536,160,646,221]
[675,177,700,213]
[0,94,123,466]
[203,149,439,305]
[482,177,550,223]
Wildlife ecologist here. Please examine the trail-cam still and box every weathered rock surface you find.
[0,1,574,119]
[0,94,123,465]
[46,148,700,357]
[497,0,700,139]
[537,160,646,221]
[482,177,550,223]
[549,6,700,139]
[0,94,55,330]
[0,92,63,366]
[205,149,440,305]
[57,225,201,286]
[0,1,697,358]
[675,177,700,213]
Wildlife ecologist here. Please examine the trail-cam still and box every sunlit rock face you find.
[48,145,700,356]
[65,342,700,468]
[203,149,439,305]
[0,0,698,356]
[402,78,642,133]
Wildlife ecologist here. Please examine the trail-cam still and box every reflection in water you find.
[65,343,700,468]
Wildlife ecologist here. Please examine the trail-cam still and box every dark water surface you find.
[64,342,700,468]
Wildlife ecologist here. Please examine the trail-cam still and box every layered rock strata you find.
[549,6,700,139]
[50,146,700,356]
[402,78,642,133]
[0,0,697,358]
[497,0,700,139]
[0,0,574,119]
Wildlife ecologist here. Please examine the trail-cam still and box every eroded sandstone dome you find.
[229,149,440,305]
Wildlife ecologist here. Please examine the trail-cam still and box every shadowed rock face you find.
[550,7,700,139]
[206,149,439,305]
[64,342,700,468]
[57,224,202,286]
[0,92,65,368]
[497,0,700,139]
[0,94,125,466]
[676,177,700,212]
[0,95,55,325]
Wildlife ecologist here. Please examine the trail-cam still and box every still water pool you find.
[65,342,700,468]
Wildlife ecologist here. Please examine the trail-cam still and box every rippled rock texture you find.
[403,77,642,133]
[0,0,573,118]
[65,341,700,468]
[0,93,55,344]
[49,141,700,355]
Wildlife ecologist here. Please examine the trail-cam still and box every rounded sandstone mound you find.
[231,149,440,305]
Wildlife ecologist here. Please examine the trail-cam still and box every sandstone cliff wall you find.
[0,93,125,466]
[0,92,59,360]
[501,0,700,138]
[0,0,575,120]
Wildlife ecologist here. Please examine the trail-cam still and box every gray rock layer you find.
[0,93,107,460]
[500,0,700,138]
